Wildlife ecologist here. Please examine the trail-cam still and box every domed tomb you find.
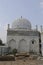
[12,18,31,30]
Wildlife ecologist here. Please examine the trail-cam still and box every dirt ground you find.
[0,60,43,65]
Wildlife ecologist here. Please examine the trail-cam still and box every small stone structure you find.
[7,17,42,55]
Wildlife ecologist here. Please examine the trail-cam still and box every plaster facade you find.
[7,18,41,55]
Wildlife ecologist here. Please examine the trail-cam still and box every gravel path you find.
[0,60,43,65]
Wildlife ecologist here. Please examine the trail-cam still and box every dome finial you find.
[21,16,22,18]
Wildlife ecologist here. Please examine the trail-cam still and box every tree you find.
[0,39,5,46]
[0,39,3,45]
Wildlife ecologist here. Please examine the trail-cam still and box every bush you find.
[12,49,17,56]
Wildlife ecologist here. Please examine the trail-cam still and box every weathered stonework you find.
[7,18,41,55]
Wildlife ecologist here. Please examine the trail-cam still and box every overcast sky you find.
[0,0,43,43]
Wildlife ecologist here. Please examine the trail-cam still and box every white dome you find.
[12,18,31,30]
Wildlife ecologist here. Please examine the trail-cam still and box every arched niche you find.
[18,39,27,52]
[8,39,16,50]
[29,39,37,54]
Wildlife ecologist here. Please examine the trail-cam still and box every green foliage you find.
[0,39,5,46]
[0,39,2,45]
[12,48,17,56]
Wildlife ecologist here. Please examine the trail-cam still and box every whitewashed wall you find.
[41,32,43,56]
[7,35,39,54]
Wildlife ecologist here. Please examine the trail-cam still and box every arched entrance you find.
[19,39,27,52]
[8,39,16,50]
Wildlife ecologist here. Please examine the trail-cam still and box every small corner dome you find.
[12,17,31,30]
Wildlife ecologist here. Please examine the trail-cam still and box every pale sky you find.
[0,0,43,43]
